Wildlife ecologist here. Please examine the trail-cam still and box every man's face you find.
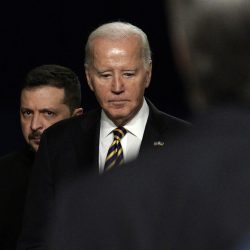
[85,36,152,126]
[20,86,72,152]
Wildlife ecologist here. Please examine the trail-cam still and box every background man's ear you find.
[72,108,84,116]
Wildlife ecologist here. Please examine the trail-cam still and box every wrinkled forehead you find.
[88,36,146,68]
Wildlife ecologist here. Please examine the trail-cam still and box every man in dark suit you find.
[46,1,250,249]
[17,22,189,250]
[0,64,83,250]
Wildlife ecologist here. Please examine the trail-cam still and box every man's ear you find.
[145,61,152,88]
[72,108,84,116]
[85,68,94,91]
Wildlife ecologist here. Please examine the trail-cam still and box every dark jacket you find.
[17,100,190,250]
[0,148,34,250]
[48,105,250,250]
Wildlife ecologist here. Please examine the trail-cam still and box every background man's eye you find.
[45,111,55,117]
[23,111,32,116]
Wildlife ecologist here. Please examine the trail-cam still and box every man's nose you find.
[111,75,125,94]
[30,114,43,131]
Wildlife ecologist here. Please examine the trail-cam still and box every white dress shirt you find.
[99,98,149,173]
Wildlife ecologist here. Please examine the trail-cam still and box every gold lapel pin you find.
[153,141,165,146]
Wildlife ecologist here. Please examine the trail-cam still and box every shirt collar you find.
[100,98,149,139]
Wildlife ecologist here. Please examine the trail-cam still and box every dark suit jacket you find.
[17,99,189,250]
[47,105,250,250]
[0,148,34,250]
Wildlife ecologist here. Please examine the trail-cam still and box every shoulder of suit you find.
[158,111,191,127]
[43,109,101,137]
[0,148,34,171]
[0,151,22,164]
[147,99,191,128]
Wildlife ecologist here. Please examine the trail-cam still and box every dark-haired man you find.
[0,64,83,250]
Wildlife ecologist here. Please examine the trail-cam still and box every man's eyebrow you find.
[39,108,57,112]
[20,107,32,111]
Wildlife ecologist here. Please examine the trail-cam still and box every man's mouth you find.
[109,100,128,105]
[29,132,42,144]
[30,137,41,144]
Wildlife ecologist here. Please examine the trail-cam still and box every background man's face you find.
[20,86,71,151]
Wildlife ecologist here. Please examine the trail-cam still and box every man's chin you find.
[106,110,132,126]
[29,143,39,152]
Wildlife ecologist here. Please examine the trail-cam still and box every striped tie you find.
[104,127,127,171]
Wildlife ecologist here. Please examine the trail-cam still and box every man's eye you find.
[123,72,135,77]
[100,73,111,78]
[22,111,32,117]
[45,111,55,117]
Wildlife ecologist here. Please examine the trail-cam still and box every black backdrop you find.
[0,0,190,156]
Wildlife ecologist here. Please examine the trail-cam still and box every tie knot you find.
[113,127,127,140]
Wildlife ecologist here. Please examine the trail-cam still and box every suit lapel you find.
[73,110,101,174]
[138,100,167,159]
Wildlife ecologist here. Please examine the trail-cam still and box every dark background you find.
[0,0,190,156]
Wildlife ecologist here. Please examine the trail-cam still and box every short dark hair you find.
[23,64,81,112]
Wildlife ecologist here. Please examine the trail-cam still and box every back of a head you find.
[23,64,82,112]
[168,0,250,111]
[84,21,152,68]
